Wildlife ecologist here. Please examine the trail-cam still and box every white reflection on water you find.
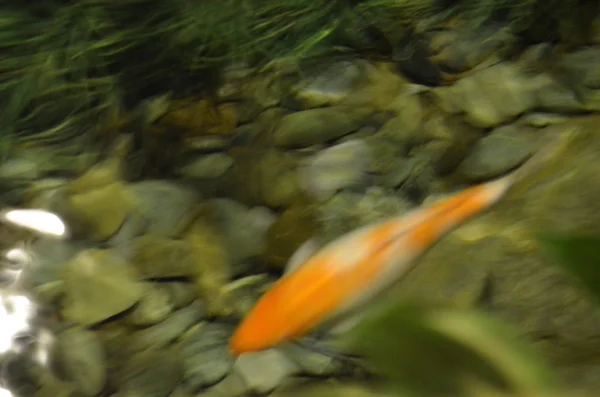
[0,386,12,397]
[0,208,65,394]
[1,209,67,238]
[0,294,35,354]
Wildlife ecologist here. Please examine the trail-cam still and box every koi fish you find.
[228,131,568,356]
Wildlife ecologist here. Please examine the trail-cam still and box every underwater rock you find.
[184,136,230,153]
[297,140,372,201]
[518,113,569,128]
[270,381,395,397]
[273,106,371,148]
[264,201,318,270]
[180,323,234,389]
[178,153,234,180]
[429,26,516,72]
[336,126,377,143]
[130,180,199,238]
[130,301,206,352]
[221,275,273,317]
[317,187,411,242]
[124,282,175,326]
[0,157,41,181]
[533,74,585,113]
[225,148,300,208]
[279,343,342,377]
[184,217,231,315]
[36,373,79,397]
[129,235,199,279]
[158,281,198,309]
[55,327,106,396]
[208,199,275,265]
[456,125,536,182]
[293,60,364,108]
[375,92,423,147]
[229,107,288,148]
[26,237,80,288]
[160,99,238,136]
[66,158,122,194]
[67,181,135,241]
[231,349,300,395]
[107,209,149,249]
[420,114,485,176]
[60,249,144,326]
[377,157,415,189]
[242,61,299,109]
[118,348,183,397]
[363,134,406,175]
[433,63,537,128]
[557,47,600,90]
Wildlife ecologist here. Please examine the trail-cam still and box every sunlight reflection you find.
[0,294,35,354]
[1,209,67,238]
[4,248,30,267]
[0,387,13,397]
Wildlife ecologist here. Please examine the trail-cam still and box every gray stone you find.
[231,349,300,394]
[434,63,537,128]
[0,157,40,180]
[180,323,234,389]
[125,282,175,326]
[376,93,423,146]
[56,327,106,396]
[429,26,516,72]
[518,113,569,128]
[208,199,274,265]
[158,281,197,309]
[128,235,198,279]
[317,188,411,242]
[184,136,229,153]
[178,153,234,179]
[25,237,80,287]
[61,249,144,326]
[558,47,600,89]
[130,180,199,238]
[280,344,341,377]
[293,60,364,108]
[273,107,370,148]
[67,182,135,241]
[297,140,372,201]
[457,125,536,182]
[132,301,206,351]
[119,348,183,397]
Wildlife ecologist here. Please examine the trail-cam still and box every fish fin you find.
[284,238,323,275]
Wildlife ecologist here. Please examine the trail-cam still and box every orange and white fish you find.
[228,132,567,356]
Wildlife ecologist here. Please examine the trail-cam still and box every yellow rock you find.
[161,99,238,136]
[67,158,123,195]
[183,215,231,316]
[68,182,136,241]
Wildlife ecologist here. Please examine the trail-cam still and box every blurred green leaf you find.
[536,233,600,303]
[341,302,558,397]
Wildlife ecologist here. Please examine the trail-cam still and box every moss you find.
[1,0,597,161]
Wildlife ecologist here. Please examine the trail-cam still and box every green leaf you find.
[341,302,558,397]
[535,233,600,303]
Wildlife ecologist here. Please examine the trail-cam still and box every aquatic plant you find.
[1,0,596,159]
[329,232,600,397]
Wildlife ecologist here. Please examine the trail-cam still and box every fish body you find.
[229,173,516,356]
